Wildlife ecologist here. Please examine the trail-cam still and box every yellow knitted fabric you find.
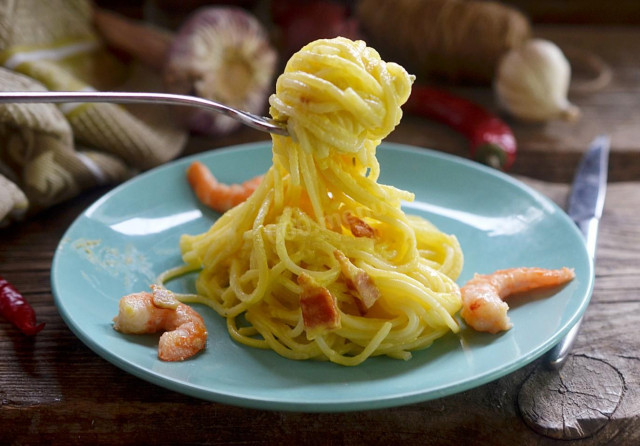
[0,0,187,225]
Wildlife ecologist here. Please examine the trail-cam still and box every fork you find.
[0,91,289,136]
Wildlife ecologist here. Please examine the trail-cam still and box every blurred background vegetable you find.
[405,85,517,170]
[94,6,277,136]
[495,38,580,123]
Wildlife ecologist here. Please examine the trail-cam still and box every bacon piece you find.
[297,273,341,339]
[334,250,380,312]
[345,212,375,238]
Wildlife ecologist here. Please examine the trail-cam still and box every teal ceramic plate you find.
[51,142,593,412]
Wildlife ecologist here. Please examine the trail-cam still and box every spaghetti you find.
[173,37,464,366]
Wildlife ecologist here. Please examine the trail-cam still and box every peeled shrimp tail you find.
[113,290,208,361]
[158,305,207,361]
[460,267,575,334]
[187,161,263,213]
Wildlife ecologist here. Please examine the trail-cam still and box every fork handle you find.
[0,91,288,136]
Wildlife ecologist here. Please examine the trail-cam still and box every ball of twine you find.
[357,0,532,84]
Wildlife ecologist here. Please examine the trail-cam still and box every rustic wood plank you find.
[519,356,624,439]
[1,179,638,445]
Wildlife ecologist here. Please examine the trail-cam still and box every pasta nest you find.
[269,37,414,159]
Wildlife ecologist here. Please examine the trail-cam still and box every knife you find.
[545,135,610,369]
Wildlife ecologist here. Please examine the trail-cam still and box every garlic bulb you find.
[163,7,278,136]
[495,39,580,122]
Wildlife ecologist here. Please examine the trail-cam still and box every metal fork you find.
[0,91,289,136]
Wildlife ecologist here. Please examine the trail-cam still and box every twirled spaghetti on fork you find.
[169,37,464,366]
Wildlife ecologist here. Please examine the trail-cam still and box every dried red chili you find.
[0,275,45,335]
[404,84,517,171]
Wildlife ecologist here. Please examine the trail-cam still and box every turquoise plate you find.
[51,142,593,412]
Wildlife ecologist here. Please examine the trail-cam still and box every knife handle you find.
[577,217,600,261]
[544,217,598,369]
[545,318,583,369]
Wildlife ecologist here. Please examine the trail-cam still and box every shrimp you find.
[113,286,207,361]
[186,160,263,213]
[460,267,575,334]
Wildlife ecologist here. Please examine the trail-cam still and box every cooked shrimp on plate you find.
[460,267,575,334]
[113,285,207,361]
[186,160,262,213]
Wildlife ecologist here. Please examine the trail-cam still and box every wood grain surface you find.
[1,19,640,446]
[1,180,638,445]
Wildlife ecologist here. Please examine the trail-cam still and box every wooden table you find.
[1,23,639,445]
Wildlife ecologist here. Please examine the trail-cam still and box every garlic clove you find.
[495,38,580,123]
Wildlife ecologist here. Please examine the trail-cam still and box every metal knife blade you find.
[567,135,610,259]
[545,135,610,369]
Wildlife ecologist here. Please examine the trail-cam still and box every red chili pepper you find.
[404,84,517,170]
[0,275,45,335]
